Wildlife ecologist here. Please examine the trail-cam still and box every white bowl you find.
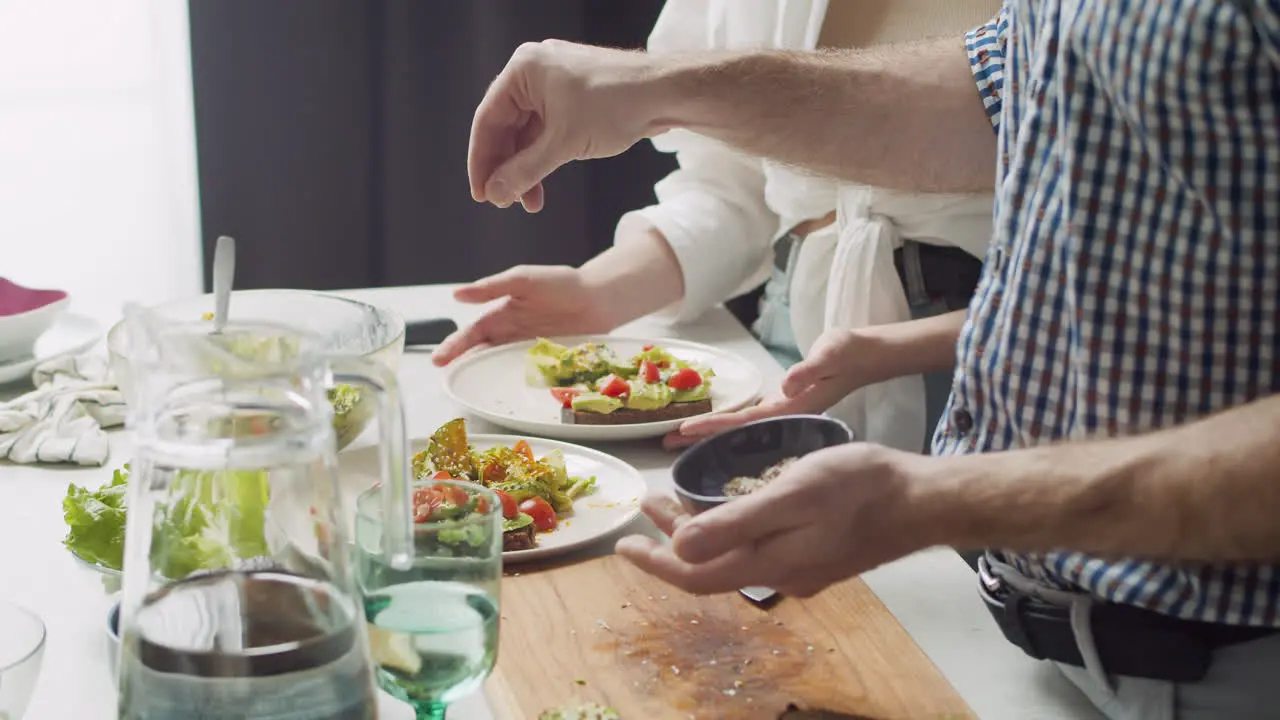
[0,599,46,719]
[106,289,405,450]
[0,278,69,363]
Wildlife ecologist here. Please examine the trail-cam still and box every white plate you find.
[442,335,764,442]
[0,313,102,385]
[337,434,647,564]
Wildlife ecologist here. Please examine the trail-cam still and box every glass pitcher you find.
[114,306,415,720]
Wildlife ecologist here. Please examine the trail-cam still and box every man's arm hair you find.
[925,393,1280,563]
[645,37,997,193]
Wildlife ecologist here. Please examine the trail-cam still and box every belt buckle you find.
[977,554,1002,594]
[977,556,1048,660]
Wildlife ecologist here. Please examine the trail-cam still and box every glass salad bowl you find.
[106,289,405,450]
[0,599,46,719]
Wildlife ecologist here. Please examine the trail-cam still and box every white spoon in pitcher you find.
[211,235,236,334]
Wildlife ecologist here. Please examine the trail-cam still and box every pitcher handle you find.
[331,357,415,571]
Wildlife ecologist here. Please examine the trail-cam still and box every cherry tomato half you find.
[518,497,558,532]
[641,360,661,384]
[412,487,443,523]
[432,470,454,480]
[667,367,704,391]
[434,483,470,508]
[493,489,519,520]
[513,439,535,463]
[482,461,507,484]
[642,344,655,351]
[599,374,630,398]
[550,387,581,408]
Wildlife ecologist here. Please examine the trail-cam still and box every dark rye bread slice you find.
[502,521,537,552]
[561,398,712,426]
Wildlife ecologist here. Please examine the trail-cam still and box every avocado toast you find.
[526,338,715,426]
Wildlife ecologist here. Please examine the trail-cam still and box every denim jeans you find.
[750,240,805,370]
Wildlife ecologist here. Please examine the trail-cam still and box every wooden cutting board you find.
[486,554,973,720]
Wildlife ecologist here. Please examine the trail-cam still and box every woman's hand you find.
[663,327,884,448]
[432,225,685,367]
[431,265,620,366]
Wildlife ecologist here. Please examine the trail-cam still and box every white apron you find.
[790,190,994,450]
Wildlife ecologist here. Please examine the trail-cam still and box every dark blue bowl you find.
[671,414,855,515]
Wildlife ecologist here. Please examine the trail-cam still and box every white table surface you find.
[0,284,1103,720]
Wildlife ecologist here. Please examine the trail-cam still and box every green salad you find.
[205,325,366,442]
[63,464,271,579]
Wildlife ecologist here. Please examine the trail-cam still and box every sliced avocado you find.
[527,338,577,385]
[672,382,710,403]
[608,359,639,378]
[503,513,535,533]
[625,382,673,410]
[571,392,624,414]
[632,346,677,367]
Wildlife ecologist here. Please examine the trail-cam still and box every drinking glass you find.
[0,599,45,720]
[355,480,502,720]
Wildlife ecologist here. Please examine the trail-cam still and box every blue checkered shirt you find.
[935,1,1280,627]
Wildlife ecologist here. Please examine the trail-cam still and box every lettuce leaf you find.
[62,465,271,579]
[62,465,131,570]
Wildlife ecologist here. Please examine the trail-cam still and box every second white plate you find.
[338,434,648,564]
[442,335,764,442]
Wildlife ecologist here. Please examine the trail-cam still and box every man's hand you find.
[664,328,882,448]
[616,443,944,597]
[469,41,661,210]
[431,265,621,366]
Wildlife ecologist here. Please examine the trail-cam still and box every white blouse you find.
[616,0,999,451]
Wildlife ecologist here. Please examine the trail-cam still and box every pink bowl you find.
[0,278,69,362]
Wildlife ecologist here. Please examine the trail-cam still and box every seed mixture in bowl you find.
[722,456,798,497]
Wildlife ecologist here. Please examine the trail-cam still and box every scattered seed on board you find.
[722,689,737,697]
[671,666,681,675]
[690,619,699,625]
[807,646,814,653]
[772,650,781,656]
[734,680,745,688]
[622,602,631,609]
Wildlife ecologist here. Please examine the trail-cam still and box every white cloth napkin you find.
[0,354,125,466]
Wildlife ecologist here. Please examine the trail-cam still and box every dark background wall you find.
[187,0,677,292]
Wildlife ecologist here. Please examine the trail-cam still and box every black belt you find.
[977,557,1279,682]
[773,232,983,308]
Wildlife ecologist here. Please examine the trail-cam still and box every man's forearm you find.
[642,39,996,193]
[578,221,685,327]
[924,394,1280,563]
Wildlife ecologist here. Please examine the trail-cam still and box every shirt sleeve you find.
[614,0,781,324]
[965,7,1011,133]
